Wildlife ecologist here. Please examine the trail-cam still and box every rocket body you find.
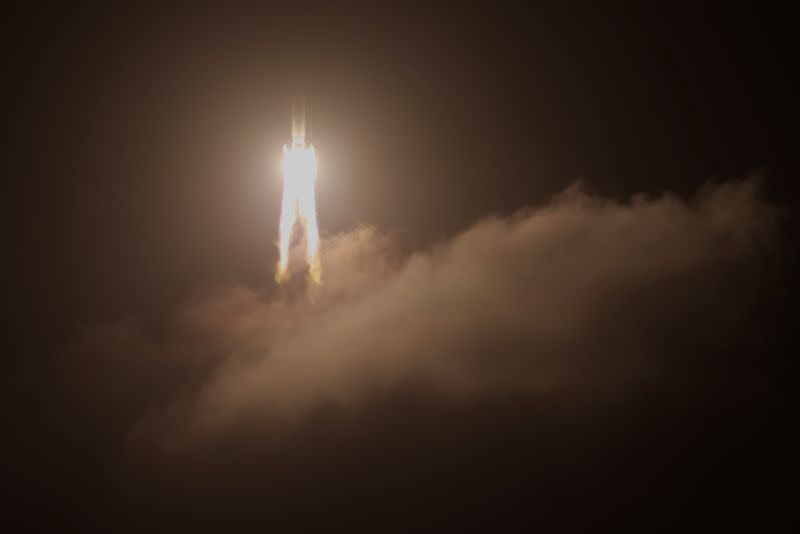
[292,97,309,148]
[277,97,321,284]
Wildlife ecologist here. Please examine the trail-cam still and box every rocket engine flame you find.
[276,140,321,284]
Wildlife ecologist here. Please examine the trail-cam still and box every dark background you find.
[9,3,796,531]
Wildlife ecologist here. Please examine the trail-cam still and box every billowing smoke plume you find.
[72,177,781,450]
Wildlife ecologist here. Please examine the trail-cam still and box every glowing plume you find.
[276,141,321,284]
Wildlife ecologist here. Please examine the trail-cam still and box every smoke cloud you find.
[72,177,781,450]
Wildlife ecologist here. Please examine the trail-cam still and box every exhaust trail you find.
[276,97,321,284]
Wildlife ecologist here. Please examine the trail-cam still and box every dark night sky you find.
[9,4,796,532]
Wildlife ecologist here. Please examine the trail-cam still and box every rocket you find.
[277,95,321,284]
[291,96,311,148]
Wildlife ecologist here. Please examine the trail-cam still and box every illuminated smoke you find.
[276,141,321,284]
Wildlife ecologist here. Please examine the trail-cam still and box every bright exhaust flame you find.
[276,141,321,284]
